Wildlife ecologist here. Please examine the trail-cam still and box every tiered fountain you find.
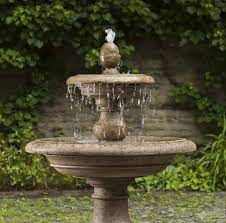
[26,29,196,223]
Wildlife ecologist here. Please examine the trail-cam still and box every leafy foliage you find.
[199,118,226,190]
[0,0,225,189]
[136,121,226,192]
[173,83,225,128]
[0,0,225,70]
[0,73,85,189]
[0,49,38,69]
[136,156,213,192]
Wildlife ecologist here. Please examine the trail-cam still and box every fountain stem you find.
[93,97,128,140]
[87,178,133,223]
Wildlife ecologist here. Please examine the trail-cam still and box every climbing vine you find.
[0,0,225,189]
[0,72,86,189]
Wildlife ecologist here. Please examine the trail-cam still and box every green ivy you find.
[173,83,225,128]
[0,73,85,189]
[0,1,225,70]
[0,49,38,69]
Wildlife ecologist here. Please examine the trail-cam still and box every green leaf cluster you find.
[136,121,226,192]
[0,73,85,189]
[136,156,213,192]
[199,118,226,190]
[173,83,225,128]
[0,1,224,70]
[0,49,38,69]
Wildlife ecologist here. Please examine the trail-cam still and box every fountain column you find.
[87,178,133,223]
[93,97,128,141]
[91,33,129,141]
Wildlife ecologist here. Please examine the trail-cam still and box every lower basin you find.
[25,136,196,223]
[25,136,196,178]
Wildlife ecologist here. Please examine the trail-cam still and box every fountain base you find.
[25,136,196,223]
[88,178,133,223]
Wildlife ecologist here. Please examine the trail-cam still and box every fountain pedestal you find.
[88,178,133,223]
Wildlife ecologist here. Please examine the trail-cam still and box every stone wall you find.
[1,41,209,143]
[0,71,30,97]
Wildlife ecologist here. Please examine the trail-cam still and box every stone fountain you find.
[26,29,196,223]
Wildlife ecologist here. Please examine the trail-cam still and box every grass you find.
[0,191,225,223]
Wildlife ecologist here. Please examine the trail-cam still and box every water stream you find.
[66,83,157,139]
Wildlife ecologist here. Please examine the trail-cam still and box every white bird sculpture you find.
[105,29,116,43]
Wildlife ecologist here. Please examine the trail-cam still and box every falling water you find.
[66,82,157,139]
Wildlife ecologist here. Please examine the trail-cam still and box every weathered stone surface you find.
[26,136,196,157]
[67,74,155,85]
[25,134,195,222]
[100,42,121,68]
[87,178,132,223]
[0,72,29,97]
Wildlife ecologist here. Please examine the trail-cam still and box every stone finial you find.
[100,29,121,69]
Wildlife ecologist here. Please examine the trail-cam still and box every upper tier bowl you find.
[66,74,155,85]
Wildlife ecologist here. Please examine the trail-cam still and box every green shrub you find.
[199,118,226,190]
[0,145,86,190]
[0,73,85,189]
[136,156,213,192]
[136,121,226,192]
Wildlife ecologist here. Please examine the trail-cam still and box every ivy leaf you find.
[187,6,196,15]
[5,16,13,24]
[34,40,44,48]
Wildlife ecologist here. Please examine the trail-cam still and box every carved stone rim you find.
[25,136,196,156]
[66,74,155,85]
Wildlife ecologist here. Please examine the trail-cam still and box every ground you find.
[0,190,225,223]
